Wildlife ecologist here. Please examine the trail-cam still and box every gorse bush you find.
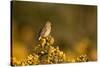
[11,22,88,66]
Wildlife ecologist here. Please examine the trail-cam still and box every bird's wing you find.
[40,26,47,37]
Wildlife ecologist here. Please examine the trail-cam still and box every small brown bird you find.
[39,21,51,40]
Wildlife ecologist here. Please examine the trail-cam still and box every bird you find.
[38,21,51,40]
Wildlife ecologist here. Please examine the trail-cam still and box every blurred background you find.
[11,1,97,61]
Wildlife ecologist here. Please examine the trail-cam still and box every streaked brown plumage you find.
[39,21,51,40]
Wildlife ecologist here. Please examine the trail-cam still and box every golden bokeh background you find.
[11,1,97,61]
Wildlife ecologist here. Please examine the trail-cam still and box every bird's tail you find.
[38,36,41,41]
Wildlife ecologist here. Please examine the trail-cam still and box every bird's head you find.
[45,21,51,27]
